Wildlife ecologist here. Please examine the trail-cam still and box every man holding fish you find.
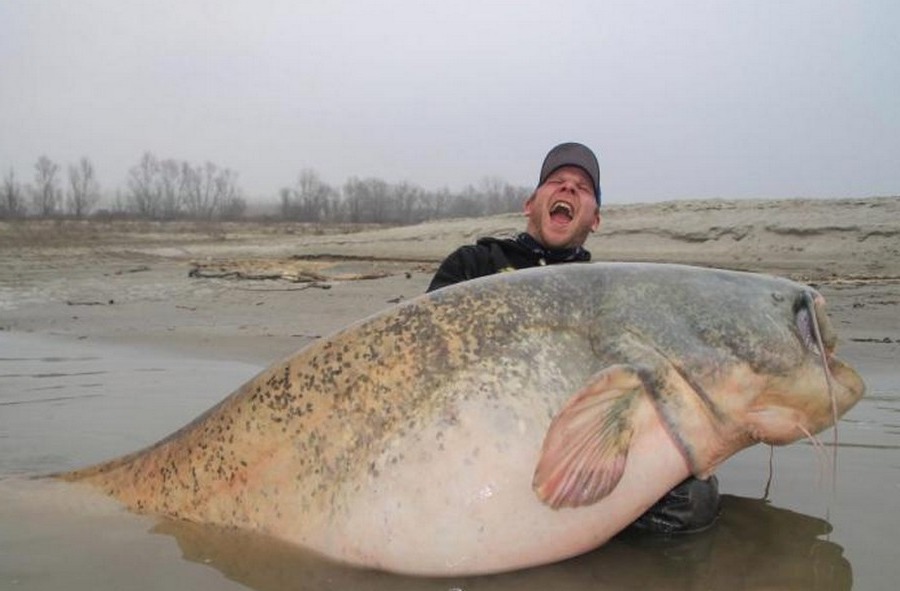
[429,141,721,534]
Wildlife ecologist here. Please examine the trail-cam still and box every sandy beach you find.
[1,196,898,590]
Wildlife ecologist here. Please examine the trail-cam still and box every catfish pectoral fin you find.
[533,365,647,509]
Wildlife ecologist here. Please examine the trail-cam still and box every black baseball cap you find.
[538,142,601,204]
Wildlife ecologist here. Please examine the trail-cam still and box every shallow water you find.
[1,332,897,590]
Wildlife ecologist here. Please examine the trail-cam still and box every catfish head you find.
[743,290,865,445]
[533,265,865,509]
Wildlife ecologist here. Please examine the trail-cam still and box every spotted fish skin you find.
[60,263,864,576]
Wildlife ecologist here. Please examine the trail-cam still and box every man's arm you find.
[427,244,497,292]
[427,249,468,292]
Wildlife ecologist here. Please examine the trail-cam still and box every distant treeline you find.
[1,153,531,224]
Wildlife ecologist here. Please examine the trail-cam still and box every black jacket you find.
[427,233,591,292]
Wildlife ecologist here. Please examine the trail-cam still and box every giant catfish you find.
[60,263,865,576]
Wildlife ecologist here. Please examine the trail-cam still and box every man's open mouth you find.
[550,201,574,222]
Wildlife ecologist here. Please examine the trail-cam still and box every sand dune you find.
[279,196,900,281]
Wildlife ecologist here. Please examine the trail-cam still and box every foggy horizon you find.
[2,1,898,205]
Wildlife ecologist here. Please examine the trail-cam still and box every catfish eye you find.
[795,306,819,355]
[792,290,826,357]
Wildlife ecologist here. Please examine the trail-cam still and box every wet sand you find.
[1,197,899,590]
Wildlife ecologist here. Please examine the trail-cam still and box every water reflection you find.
[155,495,850,591]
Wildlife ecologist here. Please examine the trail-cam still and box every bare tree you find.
[158,158,185,219]
[278,169,337,222]
[501,182,530,212]
[298,169,337,222]
[32,155,61,217]
[122,154,244,220]
[182,162,215,219]
[426,187,452,219]
[127,152,163,219]
[279,186,296,219]
[446,183,484,218]
[1,168,27,218]
[109,189,129,216]
[213,167,242,219]
[218,192,247,220]
[181,162,217,219]
[182,161,242,219]
[340,177,362,223]
[66,157,101,218]
[287,173,529,224]
[342,177,393,223]
[393,181,425,224]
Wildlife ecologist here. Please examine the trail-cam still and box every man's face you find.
[524,166,601,250]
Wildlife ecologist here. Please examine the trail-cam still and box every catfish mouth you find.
[549,201,574,223]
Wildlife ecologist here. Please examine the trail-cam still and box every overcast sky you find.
[1,0,898,204]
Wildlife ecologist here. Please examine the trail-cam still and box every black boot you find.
[630,475,721,534]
